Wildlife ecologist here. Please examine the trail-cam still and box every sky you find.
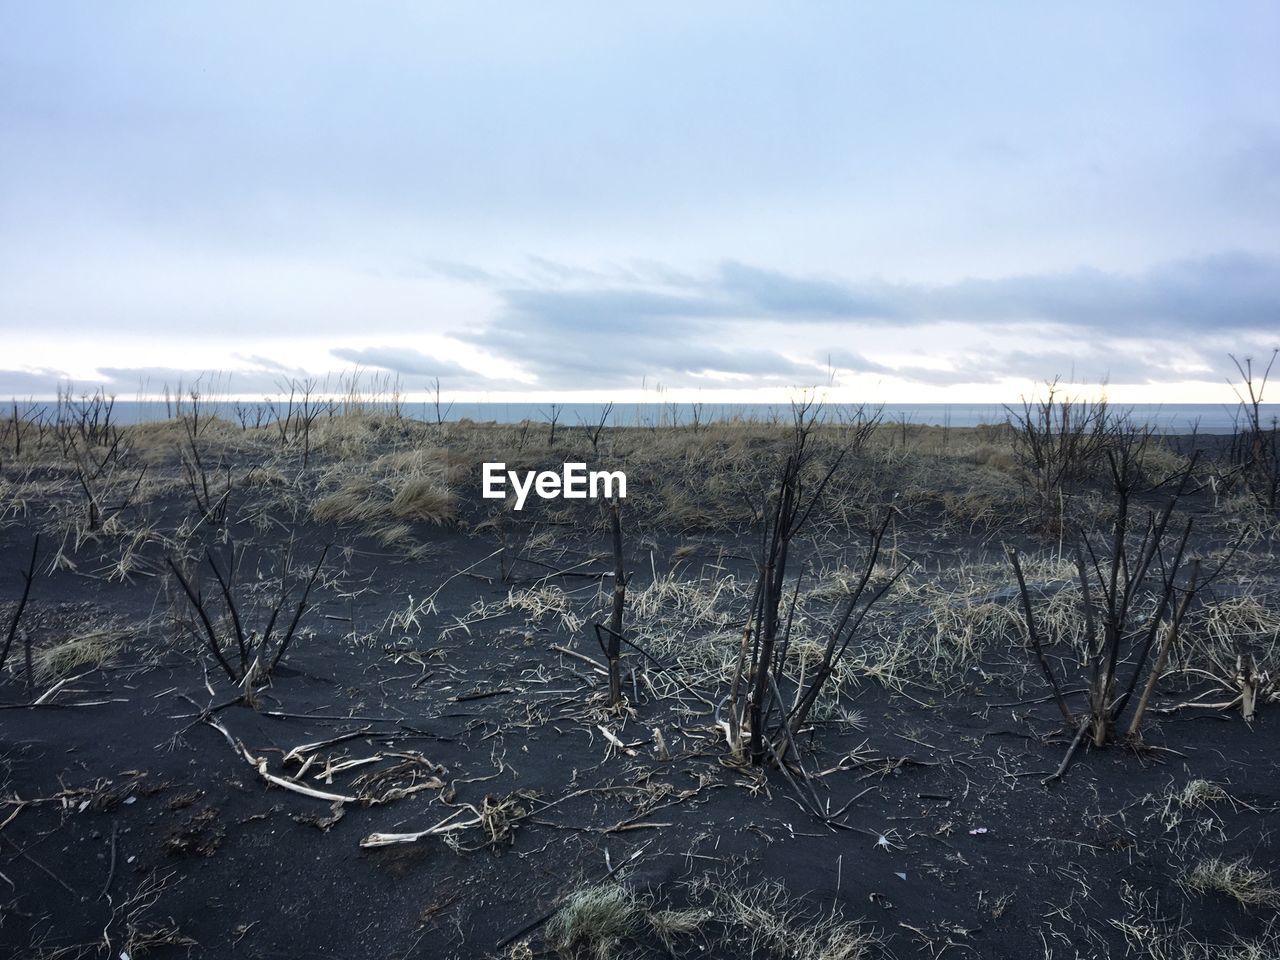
[2,2,1278,403]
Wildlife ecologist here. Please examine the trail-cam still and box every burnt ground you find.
[1,434,1278,960]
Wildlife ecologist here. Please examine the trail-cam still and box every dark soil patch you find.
[1,434,1277,959]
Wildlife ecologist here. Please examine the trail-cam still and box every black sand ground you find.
[1,437,1277,960]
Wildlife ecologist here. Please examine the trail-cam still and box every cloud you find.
[4,5,1276,402]
[714,253,1280,332]
[914,253,1280,332]
[7,251,1273,397]
[328,346,518,390]
[868,347,1213,388]
[443,251,1279,388]
[457,318,818,389]
[501,287,734,330]
[493,254,1280,338]
[330,346,473,378]
[415,260,503,284]
[94,367,296,396]
[235,354,310,376]
[824,351,894,375]
[0,367,268,399]
[718,262,894,319]
[0,368,72,396]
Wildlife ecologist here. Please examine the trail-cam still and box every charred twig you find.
[1,536,40,691]
[98,819,119,901]
[604,495,627,705]
[1009,438,1217,767]
[1043,720,1090,784]
[166,543,330,687]
[165,556,238,683]
[267,544,330,672]
[1007,546,1076,727]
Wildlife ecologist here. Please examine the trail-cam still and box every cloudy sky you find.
[2,3,1278,402]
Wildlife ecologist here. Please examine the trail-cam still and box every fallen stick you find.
[98,819,118,901]
[0,801,27,833]
[549,644,608,674]
[32,670,95,705]
[282,727,372,765]
[1151,695,1243,714]
[1043,720,1090,785]
[603,821,671,834]
[986,688,1089,708]
[314,755,383,780]
[263,710,403,723]
[201,713,357,803]
[596,724,639,757]
[361,807,481,847]
[451,687,515,703]
[1,834,79,899]
[0,698,128,711]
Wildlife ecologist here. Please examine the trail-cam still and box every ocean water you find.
[24,399,1278,434]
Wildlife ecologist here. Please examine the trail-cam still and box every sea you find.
[27,400,1278,435]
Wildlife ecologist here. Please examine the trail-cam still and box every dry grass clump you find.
[376,447,473,486]
[816,553,1086,690]
[1196,595,1280,669]
[1148,779,1256,838]
[646,905,711,952]
[1219,490,1280,543]
[0,474,36,526]
[971,443,1018,473]
[440,583,587,641]
[313,478,386,525]
[620,436,773,531]
[309,411,399,458]
[33,630,124,680]
[502,585,585,634]
[611,551,1064,701]
[1113,883,1280,960]
[617,570,756,693]
[651,481,716,530]
[1177,594,1280,720]
[850,440,1023,535]
[629,570,738,630]
[544,884,644,960]
[1155,779,1231,829]
[623,560,897,709]
[126,416,249,463]
[543,876,879,960]
[310,446,457,542]
[695,877,880,960]
[239,465,291,489]
[897,464,1019,529]
[1173,779,1231,809]
[390,476,454,522]
[1182,858,1280,908]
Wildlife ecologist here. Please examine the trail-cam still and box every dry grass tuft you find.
[33,630,123,680]
[1182,857,1280,908]
[389,476,453,523]
[543,875,879,960]
[699,877,880,960]
[311,446,457,539]
[646,906,710,952]
[544,884,644,960]
[1113,883,1280,959]
[313,478,385,525]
